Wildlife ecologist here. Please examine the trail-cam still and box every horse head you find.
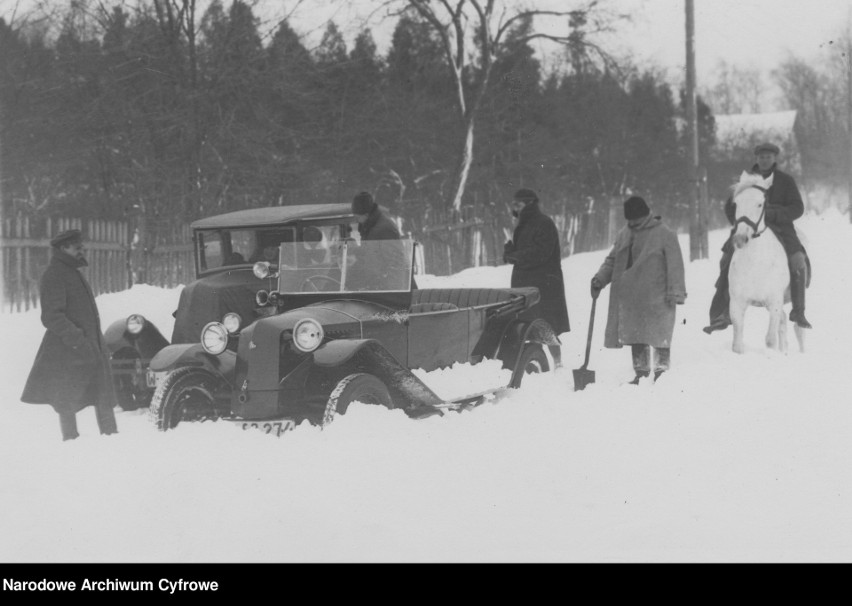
[731,171,772,249]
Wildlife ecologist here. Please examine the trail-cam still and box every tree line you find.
[1,0,847,265]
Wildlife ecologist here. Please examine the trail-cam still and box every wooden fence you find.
[132,223,194,290]
[414,199,614,276]
[2,199,634,313]
[1,215,193,313]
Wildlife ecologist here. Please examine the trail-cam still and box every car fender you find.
[311,339,444,409]
[149,343,237,383]
[498,318,559,369]
[104,316,169,357]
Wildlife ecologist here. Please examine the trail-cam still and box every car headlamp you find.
[200,322,229,355]
[126,314,146,335]
[253,261,272,279]
[292,318,324,353]
[222,312,242,334]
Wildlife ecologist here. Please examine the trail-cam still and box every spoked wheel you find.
[511,343,550,388]
[301,275,341,292]
[321,373,392,427]
[149,367,229,431]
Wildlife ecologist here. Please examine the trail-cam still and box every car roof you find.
[191,203,355,230]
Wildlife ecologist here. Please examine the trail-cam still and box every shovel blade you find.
[573,368,595,391]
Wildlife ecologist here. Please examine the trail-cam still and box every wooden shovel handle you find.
[582,295,597,368]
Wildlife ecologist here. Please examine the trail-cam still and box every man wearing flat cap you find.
[503,188,570,367]
[703,141,811,333]
[21,229,118,440]
[591,196,686,384]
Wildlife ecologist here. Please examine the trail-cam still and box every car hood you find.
[256,298,399,334]
[172,270,271,344]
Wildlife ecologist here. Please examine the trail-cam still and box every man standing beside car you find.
[21,229,118,441]
[352,191,402,241]
[349,191,414,290]
[503,188,570,368]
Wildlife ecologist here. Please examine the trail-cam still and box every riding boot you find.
[789,267,812,329]
[703,247,733,334]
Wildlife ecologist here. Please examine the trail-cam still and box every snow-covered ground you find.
[1,208,850,563]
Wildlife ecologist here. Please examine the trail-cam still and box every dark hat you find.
[513,188,538,203]
[352,191,376,215]
[754,142,780,155]
[623,196,650,220]
[50,229,83,248]
[303,226,323,242]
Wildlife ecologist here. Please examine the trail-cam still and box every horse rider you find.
[703,142,812,334]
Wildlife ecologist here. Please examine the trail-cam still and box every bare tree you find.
[370,0,618,212]
[702,59,766,115]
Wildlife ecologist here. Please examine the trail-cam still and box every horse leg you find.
[730,297,747,354]
[794,323,806,353]
[777,305,788,354]
[765,306,779,351]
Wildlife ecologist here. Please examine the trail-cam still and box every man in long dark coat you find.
[591,196,686,384]
[21,229,118,440]
[704,142,811,333]
[503,188,570,367]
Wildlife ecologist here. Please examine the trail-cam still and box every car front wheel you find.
[149,367,227,431]
[321,373,393,427]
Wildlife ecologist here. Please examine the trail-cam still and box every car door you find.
[407,309,471,372]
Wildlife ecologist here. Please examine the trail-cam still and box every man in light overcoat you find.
[591,196,687,384]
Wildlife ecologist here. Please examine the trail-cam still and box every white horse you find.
[728,171,805,354]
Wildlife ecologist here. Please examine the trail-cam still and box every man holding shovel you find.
[590,196,686,384]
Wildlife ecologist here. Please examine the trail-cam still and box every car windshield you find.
[196,225,359,272]
[276,237,414,294]
[197,228,299,270]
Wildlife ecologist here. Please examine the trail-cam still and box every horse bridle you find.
[734,185,769,239]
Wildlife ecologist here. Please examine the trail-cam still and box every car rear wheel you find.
[149,367,227,431]
[321,373,393,427]
[511,343,550,388]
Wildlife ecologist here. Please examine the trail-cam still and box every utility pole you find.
[847,18,852,223]
[685,0,708,259]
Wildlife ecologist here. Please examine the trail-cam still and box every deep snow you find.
[1,209,850,563]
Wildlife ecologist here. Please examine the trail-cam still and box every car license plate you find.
[234,420,295,437]
[146,370,167,390]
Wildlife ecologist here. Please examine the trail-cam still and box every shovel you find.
[573,294,598,391]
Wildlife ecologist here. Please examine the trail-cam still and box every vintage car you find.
[104,203,359,410]
[146,236,561,433]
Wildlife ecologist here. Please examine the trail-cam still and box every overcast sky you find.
[2,0,849,89]
[279,0,851,84]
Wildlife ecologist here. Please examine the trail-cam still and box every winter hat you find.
[352,191,376,215]
[513,188,539,204]
[50,229,83,248]
[754,142,780,155]
[623,196,650,220]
